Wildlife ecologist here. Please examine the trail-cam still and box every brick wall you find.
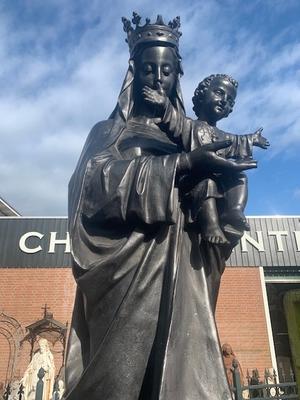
[0,268,76,385]
[216,267,273,377]
[0,266,272,385]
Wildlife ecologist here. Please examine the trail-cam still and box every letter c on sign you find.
[19,232,44,254]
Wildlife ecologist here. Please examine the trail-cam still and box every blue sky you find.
[0,0,299,216]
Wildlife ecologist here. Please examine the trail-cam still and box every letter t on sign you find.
[294,231,300,251]
[268,231,288,252]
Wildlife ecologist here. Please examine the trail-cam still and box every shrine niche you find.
[0,312,24,385]
[21,305,68,378]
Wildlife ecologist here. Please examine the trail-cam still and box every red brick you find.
[0,266,272,385]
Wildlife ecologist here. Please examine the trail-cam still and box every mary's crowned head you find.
[112,13,185,122]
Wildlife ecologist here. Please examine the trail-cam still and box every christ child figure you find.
[143,74,270,244]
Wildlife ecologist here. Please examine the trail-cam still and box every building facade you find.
[0,197,20,217]
[0,215,299,390]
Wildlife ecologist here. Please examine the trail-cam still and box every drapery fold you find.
[65,119,232,400]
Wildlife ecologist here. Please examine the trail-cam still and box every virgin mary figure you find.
[64,13,255,400]
[21,338,55,400]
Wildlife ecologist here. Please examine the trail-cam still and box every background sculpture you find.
[21,338,55,400]
[222,343,244,388]
[53,380,65,400]
[65,13,258,400]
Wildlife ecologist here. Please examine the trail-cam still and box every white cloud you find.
[294,188,300,199]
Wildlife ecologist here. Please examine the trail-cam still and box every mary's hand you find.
[179,140,257,175]
[141,84,168,116]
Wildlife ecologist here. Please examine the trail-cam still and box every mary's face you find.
[135,46,178,98]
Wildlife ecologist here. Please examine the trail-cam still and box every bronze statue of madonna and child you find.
[64,12,269,400]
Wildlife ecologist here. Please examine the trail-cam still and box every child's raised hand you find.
[142,84,168,112]
[253,127,270,149]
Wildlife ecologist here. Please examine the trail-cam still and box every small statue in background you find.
[52,380,65,400]
[21,338,55,400]
[57,380,65,400]
[222,343,244,387]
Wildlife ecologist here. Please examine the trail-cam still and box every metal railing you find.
[2,361,298,400]
[2,368,63,400]
[232,360,299,400]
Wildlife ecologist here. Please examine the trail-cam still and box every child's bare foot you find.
[222,209,250,231]
[202,224,229,244]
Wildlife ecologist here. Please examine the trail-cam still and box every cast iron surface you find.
[64,12,265,400]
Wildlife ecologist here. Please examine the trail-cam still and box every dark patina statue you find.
[64,13,260,400]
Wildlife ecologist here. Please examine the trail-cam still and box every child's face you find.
[201,77,237,123]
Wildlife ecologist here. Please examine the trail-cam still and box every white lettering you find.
[294,231,300,251]
[48,232,70,253]
[241,231,265,252]
[268,231,288,252]
[19,231,44,254]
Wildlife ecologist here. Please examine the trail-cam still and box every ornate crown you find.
[122,12,182,56]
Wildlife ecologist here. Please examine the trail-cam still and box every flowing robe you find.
[65,118,233,400]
